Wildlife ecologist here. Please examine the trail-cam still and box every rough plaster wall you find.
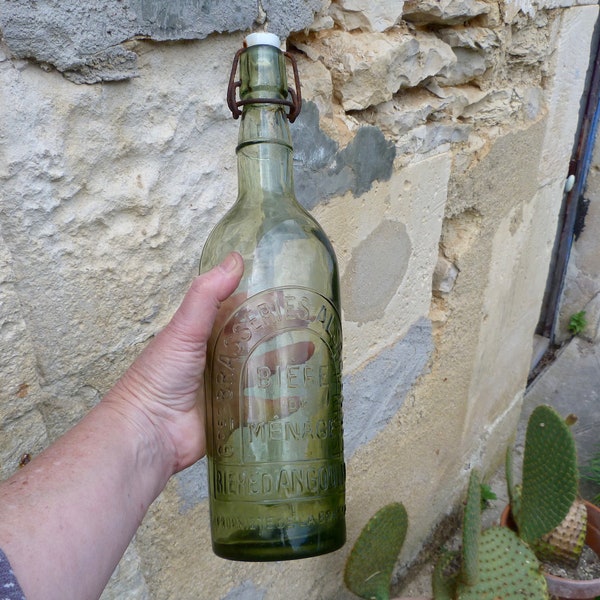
[0,0,324,83]
[1,0,598,598]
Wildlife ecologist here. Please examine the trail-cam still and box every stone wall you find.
[0,1,597,598]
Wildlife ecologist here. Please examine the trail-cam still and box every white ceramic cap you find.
[245,32,281,48]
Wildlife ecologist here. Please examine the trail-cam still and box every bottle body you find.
[201,207,345,561]
[200,40,345,561]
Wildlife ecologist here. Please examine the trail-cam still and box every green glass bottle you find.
[199,33,345,561]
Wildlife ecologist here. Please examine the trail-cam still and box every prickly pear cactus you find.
[461,470,482,586]
[434,469,549,600]
[432,550,459,600]
[517,405,579,545]
[456,527,549,600]
[533,497,587,567]
[344,502,408,600]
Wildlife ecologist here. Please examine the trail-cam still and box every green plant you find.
[343,405,591,599]
[479,482,497,510]
[433,470,548,599]
[344,472,548,600]
[569,310,588,335]
[507,405,587,566]
[344,502,408,600]
[582,445,600,506]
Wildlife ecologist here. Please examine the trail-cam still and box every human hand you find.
[104,252,244,475]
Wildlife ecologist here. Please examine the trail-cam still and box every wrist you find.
[98,385,177,491]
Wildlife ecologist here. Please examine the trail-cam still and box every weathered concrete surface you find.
[0,0,323,82]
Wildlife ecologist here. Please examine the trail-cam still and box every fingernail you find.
[220,253,239,273]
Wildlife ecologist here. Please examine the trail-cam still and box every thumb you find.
[168,252,244,343]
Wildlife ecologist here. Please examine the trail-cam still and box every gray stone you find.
[0,0,323,82]
[175,458,209,510]
[261,0,324,38]
[437,26,501,50]
[362,89,450,137]
[291,101,395,208]
[433,255,459,294]
[459,89,514,123]
[222,581,267,600]
[343,318,433,458]
[396,122,472,157]
[100,542,150,600]
[342,220,412,323]
[508,24,553,65]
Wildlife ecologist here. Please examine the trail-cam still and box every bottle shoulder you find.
[200,200,339,302]
[203,198,335,257]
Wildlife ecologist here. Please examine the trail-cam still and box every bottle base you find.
[212,523,346,562]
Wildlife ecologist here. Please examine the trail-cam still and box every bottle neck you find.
[236,104,294,200]
[234,43,295,202]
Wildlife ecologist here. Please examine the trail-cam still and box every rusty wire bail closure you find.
[227,47,302,123]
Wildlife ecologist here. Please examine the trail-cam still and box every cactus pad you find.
[517,405,579,545]
[461,470,482,586]
[533,497,587,567]
[432,550,460,600]
[456,526,548,599]
[344,502,408,600]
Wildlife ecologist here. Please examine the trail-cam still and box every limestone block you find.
[328,0,404,32]
[503,0,593,21]
[436,47,488,86]
[295,55,334,119]
[508,15,554,65]
[313,29,455,111]
[465,181,564,439]
[459,89,514,123]
[396,122,472,158]
[0,38,240,396]
[402,0,490,25]
[538,5,599,186]
[377,82,512,127]
[361,89,451,137]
